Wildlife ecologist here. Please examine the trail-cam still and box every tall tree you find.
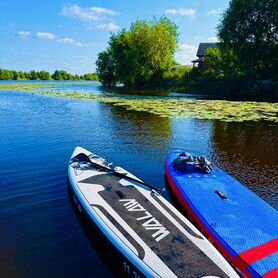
[52,70,63,80]
[204,48,244,80]
[96,17,179,87]
[30,70,38,80]
[38,71,51,80]
[96,49,117,86]
[218,0,278,79]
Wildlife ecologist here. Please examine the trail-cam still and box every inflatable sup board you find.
[68,147,238,278]
[166,151,278,278]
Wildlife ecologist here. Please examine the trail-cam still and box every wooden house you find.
[192,43,219,69]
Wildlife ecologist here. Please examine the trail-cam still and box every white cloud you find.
[17,31,31,39]
[57,37,83,47]
[165,9,196,20]
[90,7,116,16]
[97,22,120,32]
[34,31,83,46]
[61,4,117,22]
[175,44,198,65]
[58,38,75,44]
[207,36,219,42]
[207,8,223,16]
[36,32,56,40]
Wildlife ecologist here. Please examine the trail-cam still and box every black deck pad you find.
[79,173,229,278]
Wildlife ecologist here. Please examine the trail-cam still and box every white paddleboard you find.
[68,147,238,278]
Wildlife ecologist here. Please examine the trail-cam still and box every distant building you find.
[192,43,219,69]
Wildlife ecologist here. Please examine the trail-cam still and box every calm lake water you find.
[0,81,277,277]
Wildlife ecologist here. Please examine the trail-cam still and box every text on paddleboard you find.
[120,199,170,242]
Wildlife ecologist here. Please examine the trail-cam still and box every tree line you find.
[96,0,277,88]
[0,69,99,81]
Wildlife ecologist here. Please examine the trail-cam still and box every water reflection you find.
[68,189,130,277]
[101,102,172,143]
[94,101,173,194]
[211,121,278,209]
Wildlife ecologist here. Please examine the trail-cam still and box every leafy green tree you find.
[12,71,19,80]
[96,49,117,86]
[204,48,223,69]
[60,70,68,80]
[83,73,99,80]
[0,69,5,80]
[96,17,178,87]
[218,0,278,79]
[24,71,31,79]
[52,70,63,80]
[30,70,38,80]
[18,71,25,79]
[0,69,13,80]
[38,71,51,80]
[163,66,192,85]
[221,50,245,79]
[203,48,245,80]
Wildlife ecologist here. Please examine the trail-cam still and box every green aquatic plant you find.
[49,91,278,123]
[1,85,277,122]
[0,83,55,92]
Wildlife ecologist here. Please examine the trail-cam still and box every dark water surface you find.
[0,83,277,277]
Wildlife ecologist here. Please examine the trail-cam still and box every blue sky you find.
[0,0,229,74]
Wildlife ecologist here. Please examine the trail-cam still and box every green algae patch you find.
[128,99,278,122]
[0,83,55,92]
[45,90,278,123]
[2,87,278,122]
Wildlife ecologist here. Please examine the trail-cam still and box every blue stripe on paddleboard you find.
[251,252,278,276]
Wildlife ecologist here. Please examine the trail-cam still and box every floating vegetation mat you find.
[1,84,278,122]
[0,83,55,92]
[45,91,278,123]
